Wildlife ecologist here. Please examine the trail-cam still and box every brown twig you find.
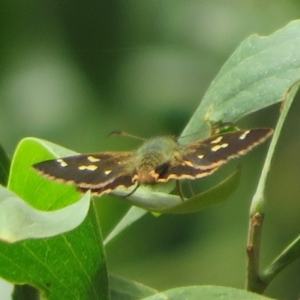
[246,212,266,293]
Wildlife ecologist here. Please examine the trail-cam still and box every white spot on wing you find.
[183,160,194,167]
[239,130,251,140]
[88,156,101,162]
[57,159,68,167]
[104,170,112,175]
[211,143,229,152]
[197,154,204,159]
[210,136,223,144]
[78,165,98,171]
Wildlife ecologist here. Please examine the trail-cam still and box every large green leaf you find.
[142,286,275,300]
[104,170,239,245]
[159,168,240,214]
[0,138,109,300]
[109,273,157,300]
[0,185,90,243]
[8,137,80,210]
[104,206,147,246]
[0,207,108,300]
[111,168,240,213]
[0,137,91,242]
[181,20,300,143]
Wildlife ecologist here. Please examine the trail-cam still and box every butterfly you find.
[33,128,273,198]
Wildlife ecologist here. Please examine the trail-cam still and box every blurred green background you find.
[0,1,300,299]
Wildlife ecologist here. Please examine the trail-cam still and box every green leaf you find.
[104,170,239,244]
[115,168,240,214]
[182,20,300,142]
[0,137,109,299]
[109,273,157,300]
[113,186,183,211]
[104,206,147,246]
[0,185,90,243]
[8,137,80,210]
[0,205,109,300]
[0,143,10,186]
[0,137,90,241]
[159,168,240,214]
[142,286,275,300]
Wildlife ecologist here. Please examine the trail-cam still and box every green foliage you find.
[143,286,275,300]
[0,207,108,300]
[1,20,300,299]
[181,20,300,143]
[0,139,108,299]
[0,185,90,242]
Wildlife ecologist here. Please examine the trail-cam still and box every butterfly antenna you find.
[108,130,146,141]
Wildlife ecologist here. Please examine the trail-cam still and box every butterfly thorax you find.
[132,136,180,184]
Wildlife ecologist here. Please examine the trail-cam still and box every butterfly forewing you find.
[33,152,134,190]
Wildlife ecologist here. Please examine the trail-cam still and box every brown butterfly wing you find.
[78,174,136,196]
[156,128,273,182]
[33,152,136,195]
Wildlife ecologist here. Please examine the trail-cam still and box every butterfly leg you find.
[123,183,140,198]
[188,181,195,197]
[176,180,185,201]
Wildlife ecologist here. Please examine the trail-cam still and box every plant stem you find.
[261,235,300,285]
[245,82,299,293]
[246,213,265,292]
